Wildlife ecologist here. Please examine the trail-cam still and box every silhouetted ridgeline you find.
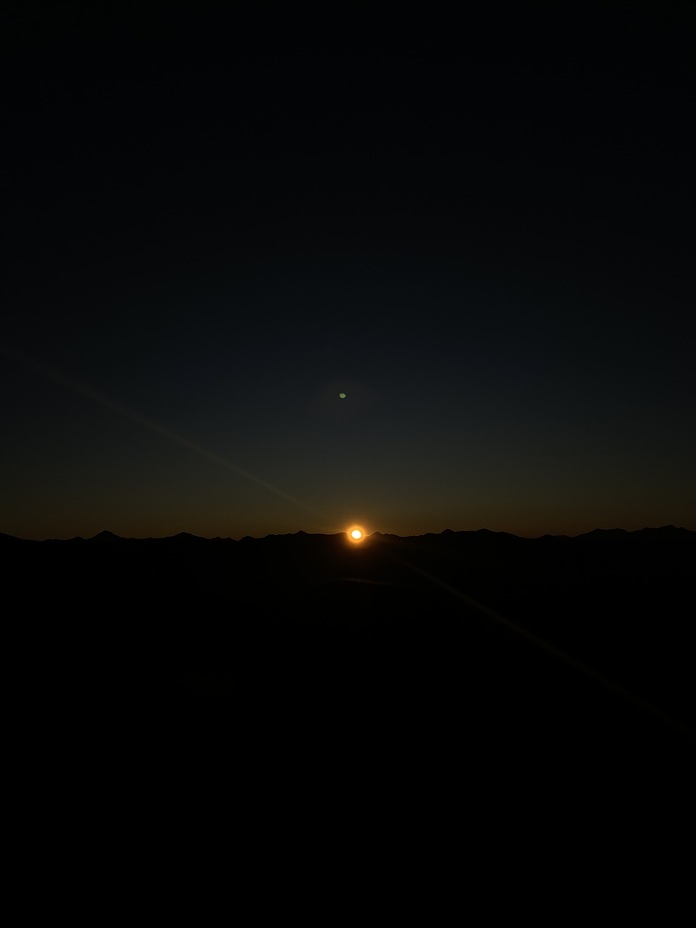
[3,525,694,776]
[3,524,693,627]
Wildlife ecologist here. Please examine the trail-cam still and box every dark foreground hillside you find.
[4,526,694,849]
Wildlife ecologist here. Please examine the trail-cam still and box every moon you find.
[339,392,347,399]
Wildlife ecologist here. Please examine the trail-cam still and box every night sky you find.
[3,3,695,540]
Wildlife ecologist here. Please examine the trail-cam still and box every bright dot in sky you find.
[351,529,362,539]
[339,392,347,398]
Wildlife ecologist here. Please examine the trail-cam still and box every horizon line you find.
[2,524,691,544]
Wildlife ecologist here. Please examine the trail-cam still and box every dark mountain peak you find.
[472,528,519,542]
[636,525,694,541]
[576,528,628,540]
[89,530,122,543]
[0,532,31,544]
[639,524,685,534]
[164,532,206,543]
[576,526,694,541]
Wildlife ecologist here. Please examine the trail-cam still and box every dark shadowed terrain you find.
[6,527,694,777]
[5,524,694,881]
[5,529,696,894]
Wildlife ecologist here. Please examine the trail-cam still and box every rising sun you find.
[347,526,365,543]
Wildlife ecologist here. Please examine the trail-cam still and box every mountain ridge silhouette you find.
[4,521,693,764]
[2,524,691,544]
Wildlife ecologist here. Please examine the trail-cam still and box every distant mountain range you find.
[4,520,693,797]
[1,524,693,545]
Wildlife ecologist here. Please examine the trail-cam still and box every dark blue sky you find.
[2,3,694,539]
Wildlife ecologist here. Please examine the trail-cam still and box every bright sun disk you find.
[347,526,365,543]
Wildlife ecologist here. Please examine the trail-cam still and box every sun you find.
[347,525,366,543]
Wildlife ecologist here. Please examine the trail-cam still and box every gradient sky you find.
[2,3,695,540]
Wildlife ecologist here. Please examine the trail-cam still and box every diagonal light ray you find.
[3,344,319,514]
[377,537,695,743]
